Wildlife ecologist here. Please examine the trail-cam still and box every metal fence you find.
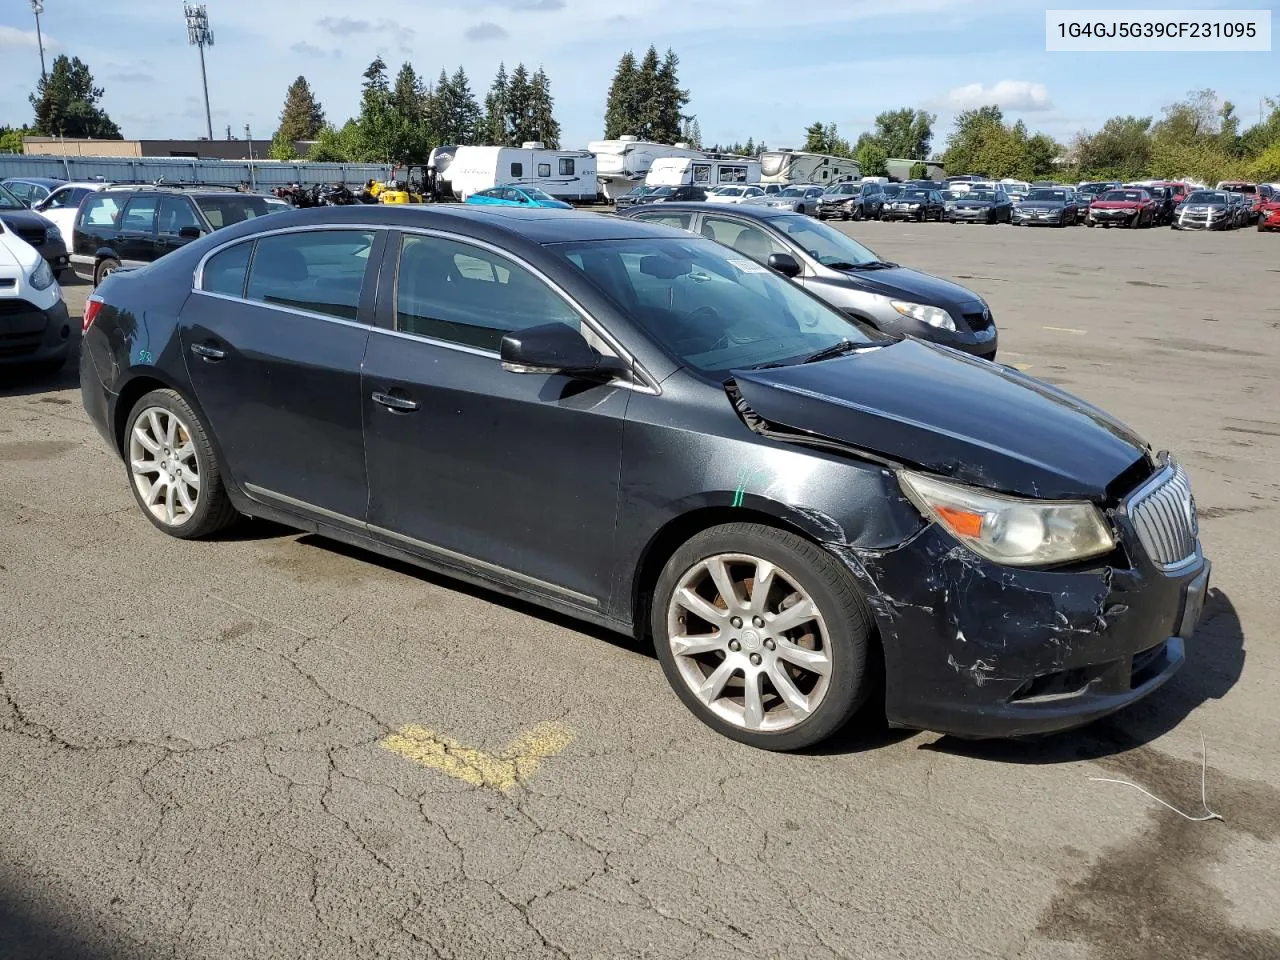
[0,154,396,188]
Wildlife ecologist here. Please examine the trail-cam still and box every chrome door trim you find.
[243,482,599,607]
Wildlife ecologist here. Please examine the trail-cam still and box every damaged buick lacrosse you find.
[80,205,1209,750]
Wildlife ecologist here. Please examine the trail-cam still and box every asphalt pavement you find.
[1,221,1278,959]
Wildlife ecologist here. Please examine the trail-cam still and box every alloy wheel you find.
[128,405,202,527]
[666,553,832,733]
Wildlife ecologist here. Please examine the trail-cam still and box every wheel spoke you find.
[131,458,160,475]
[774,639,831,677]
[748,560,776,615]
[165,413,177,449]
[146,477,166,506]
[181,470,200,491]
[174,442,195,461]
[706,556,741,611]
[768,598,817,635]
[147,411,164,447]
[670,633,724,657]
[766,662,811,720]
[133,426,160,454]
[742,671,765,729]
[696,659,736,705]
[164,483,176,524]
[675,587,728,626]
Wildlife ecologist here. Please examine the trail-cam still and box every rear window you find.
[195,195,276,230]
[244,230,375,321]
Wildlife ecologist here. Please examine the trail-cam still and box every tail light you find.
[82,295,103,333]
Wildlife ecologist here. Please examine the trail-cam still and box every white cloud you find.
[934,80,1053,112]
[0,25,55,50]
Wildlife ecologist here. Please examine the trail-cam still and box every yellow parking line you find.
[379,721,573,792]
[1043,325,1088,335]
[1009,362,1034,371]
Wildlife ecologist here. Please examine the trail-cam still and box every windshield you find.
[881,184,903,197]
[1185,191,1223,203]
[779,187,808,197]
[628,185,655,197]
[553,237,879,377]
[966,192,995,202]
[524,187,557,202]
[1101,190,1145,202]
[649,186,675,197]
[0,184,26,210]
[1027,190,1065,201]
[195,195,277,228]
[941,190,961,201]
[1220,183,1255,194]
[902,190,929,200]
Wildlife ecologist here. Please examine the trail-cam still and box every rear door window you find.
[158,196,204,238]
[202,242,252,297]
[245,230,376,321]
[120,197,159,233]
[699,216,789,264]
[82,195,123,228]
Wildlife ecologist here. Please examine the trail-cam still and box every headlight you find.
[907,203,920,209]
[890,300,955,331]
[898,471,1116,566]
[29,258,56,291]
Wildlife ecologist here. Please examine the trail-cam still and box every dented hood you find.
[730,339,1150,501]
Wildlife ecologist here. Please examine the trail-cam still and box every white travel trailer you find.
[446,143,599,202]
[646,156,761,189]
[588,135,708,201]
[760,149,861,186]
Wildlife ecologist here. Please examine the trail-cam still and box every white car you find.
[31,181,112,242]
[0,219,71,372]
[706,184,766,204]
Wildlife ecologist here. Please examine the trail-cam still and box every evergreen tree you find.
[634,46,662,140]
[483,63,510,145]
[354,57,396,161]
[506,64,533,144]
[274,75,326,144]
[527,68,561,148]
[433,67,483,145]
[30,55,122,139]
[681,117,703,148]
[653,48,689,144]
[387,62,432,161]
[743,137,755,156]
[603,52,639,139]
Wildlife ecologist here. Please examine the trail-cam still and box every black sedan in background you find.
[0,181,70,276]
[621,202,997,358]
[881,188,946,222]
[948,188,1013,224]
[1012,188,1080,226]
[81,205,1208,750]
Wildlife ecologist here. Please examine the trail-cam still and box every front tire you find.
[651,523,874,751]
[125,389,239,539]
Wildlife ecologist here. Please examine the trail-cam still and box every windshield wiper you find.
[836,260,897,270]
[801,339,864,364]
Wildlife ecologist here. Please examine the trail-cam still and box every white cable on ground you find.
[1089,732,1224,823]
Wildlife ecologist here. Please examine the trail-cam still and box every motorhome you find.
[645,156,761,189]
[588,135,708,201]
[446,143,599,202]
[759,149,861,186]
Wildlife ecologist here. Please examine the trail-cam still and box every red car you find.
[1258,197,1280,232]
[1217,181,1262,223]
[1086,188,1158,228]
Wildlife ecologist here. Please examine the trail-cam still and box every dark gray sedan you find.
[947,188,1013,224]
[620,202,997,359]
[1012,188,1080,227]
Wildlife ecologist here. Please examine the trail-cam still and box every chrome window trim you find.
[191,289,373,330]
[243,482,599,607]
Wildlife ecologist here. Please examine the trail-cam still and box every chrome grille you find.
[1129,465,1198,569]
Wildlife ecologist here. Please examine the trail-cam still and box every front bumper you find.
[1174,214,1228,230]
[1013,209,1064,225]
[950,208,994,221]
[0,297,72,366]
[1089,209,1139,225]
[841,515,1208,738]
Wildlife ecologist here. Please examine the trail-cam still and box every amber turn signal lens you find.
[935,505,984,539]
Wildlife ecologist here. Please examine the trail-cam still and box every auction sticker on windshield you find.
[727,258,768,273]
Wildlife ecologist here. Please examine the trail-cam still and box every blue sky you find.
[1,0,1275,153]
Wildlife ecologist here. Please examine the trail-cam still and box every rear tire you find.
[651,522,874,751]
[124,389,239,540]
[94,257,120,287]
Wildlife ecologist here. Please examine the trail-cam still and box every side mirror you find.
[178,226,203,239]
[500,323,629,379]
[767,252,801,278]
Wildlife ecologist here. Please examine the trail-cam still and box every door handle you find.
[371,391,419,412]
[190,342,225,361]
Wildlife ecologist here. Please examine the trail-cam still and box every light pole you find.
[184,4,214,141]
[31,1,47,82]
[245,124,256,191]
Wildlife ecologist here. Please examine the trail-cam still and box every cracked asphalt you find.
[2,222,1279,959]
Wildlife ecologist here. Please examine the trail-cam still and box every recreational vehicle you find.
[759,149,861,186]
[588,135,708,201]
[447,143,598,203]
[645,156,761,189]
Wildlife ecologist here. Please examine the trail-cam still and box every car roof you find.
[217,203,679,244]
[3,176,66,187]
[622,202,810,224]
